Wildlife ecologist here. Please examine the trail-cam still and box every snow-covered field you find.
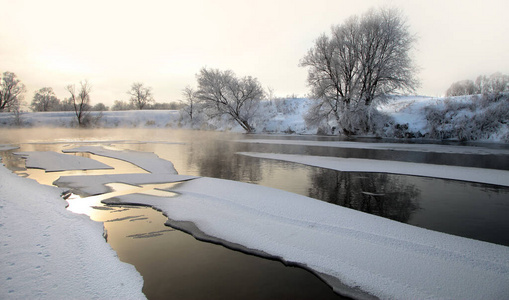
[2,143,508,299]
[1,94,508,142]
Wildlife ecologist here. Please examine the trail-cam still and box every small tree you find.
[445,80,476,97]
[66,81,91,127]
[31,87,60,111]
[182,86,197,121]
[111,100,133,111]
[92,102,108,111]
[128,82,154,110]
[195,68,265,133]
[0,72,26,112]
[300,8,418,134]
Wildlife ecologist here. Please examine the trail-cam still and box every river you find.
[1,128,508,299]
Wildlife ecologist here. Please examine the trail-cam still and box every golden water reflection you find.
[66,182,179,221]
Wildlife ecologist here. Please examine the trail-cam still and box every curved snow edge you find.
[108,177,509,299]
[0,163,146,299]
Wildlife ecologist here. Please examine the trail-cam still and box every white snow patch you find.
[55,173,198,196]
[237,152,509,187]
[0,163,146,299]
[237,139,509,155]
[379,96,439,133]
[0,145,19,151]
[112,177,509,299]
[63,146,178,174]
[14,151,113,171]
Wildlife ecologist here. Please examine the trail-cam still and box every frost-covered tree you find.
[181,86,197,121]
[91,102,108,111]
[66,81,91,127]
[445,80,476,97]
[128,82,154,110]
[111,100,133,111]
[195,68,265,133]
[300,8,418,134]
[0,71,26,112]
[31,87,60,112]
[447,73,509,96]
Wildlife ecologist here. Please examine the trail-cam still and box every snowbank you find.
[1,95,508,142]
[109,177,509,299]
[0,163,146,299]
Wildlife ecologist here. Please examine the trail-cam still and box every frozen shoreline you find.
[110,177,509,299]
[3,139,509,299]
[0,163,146,299]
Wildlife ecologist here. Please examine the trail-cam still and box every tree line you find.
[445,73,509,97]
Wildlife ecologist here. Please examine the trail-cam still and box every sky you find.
[1,0,508,107]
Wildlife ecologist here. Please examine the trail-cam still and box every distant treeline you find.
[445,73,509,97]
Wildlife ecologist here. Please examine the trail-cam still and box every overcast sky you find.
[1,0,508,106]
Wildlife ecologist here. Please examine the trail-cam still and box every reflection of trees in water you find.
[309,169,421,223]
[187,140,262,182]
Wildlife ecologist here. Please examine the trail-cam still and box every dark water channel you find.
[1,128,509,299]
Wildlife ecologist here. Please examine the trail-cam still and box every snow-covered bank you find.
[0,163,146,299]
[237,152,509,187]
[1,94,508,142]
[110,177,509,300]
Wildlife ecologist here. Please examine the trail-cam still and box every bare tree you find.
[31,87,60,111]
[128,82,154,110]
[66,81,91,127]
[195,68,265,133]
[0,71,26,112]
[300,8,418,134]
[181,86,197,121]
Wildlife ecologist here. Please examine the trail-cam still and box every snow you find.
[55,173,198,196]
[3,131,509,299]
[237,152,509,187]
[108,177,509,299]
[1,95,508,142]
[14,151,113,171]
[237,139,509,155]
[0,145,19,151]
[0,163,146,299]
[63,146,178,174]
[378,96,439,133]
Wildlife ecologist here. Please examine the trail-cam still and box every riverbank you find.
[1,94,508,143]
[0,163,146,299]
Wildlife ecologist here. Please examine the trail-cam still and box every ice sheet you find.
[14,151,113,171]
[0,164,146,299]
[54,173,198,196]
[238,152,509,187]
[63,146,178,174]
[110,177,509,299]
[0,145,19,151]
[236,139,509,155]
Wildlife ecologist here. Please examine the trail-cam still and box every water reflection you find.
[308,170,420,223]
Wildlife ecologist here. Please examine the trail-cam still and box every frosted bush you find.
[423,94,509,141]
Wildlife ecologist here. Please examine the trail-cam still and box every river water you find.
[1,128,509,299]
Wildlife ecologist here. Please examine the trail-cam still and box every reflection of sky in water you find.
[66,183,178,221]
